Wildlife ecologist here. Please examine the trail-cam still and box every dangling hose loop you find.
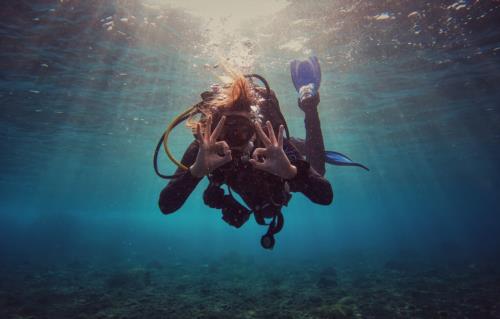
[162,106,198,170]
[265,211,284,236]
[154,105,199,178]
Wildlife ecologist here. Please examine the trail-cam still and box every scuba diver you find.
[155,57,367,249]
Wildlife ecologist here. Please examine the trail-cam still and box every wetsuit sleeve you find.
[158,141,203,214]
[303,101,326,176]
[283,140,333,205]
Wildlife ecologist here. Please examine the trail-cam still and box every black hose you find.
[244,73,271,98]
[244,73,290,139]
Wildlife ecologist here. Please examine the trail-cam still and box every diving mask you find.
[219,115,255,148]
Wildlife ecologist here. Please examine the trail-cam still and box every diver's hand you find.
[190,116,232,178]
[250,121,297,179]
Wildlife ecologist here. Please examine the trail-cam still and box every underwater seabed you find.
[1,253,499,319]
[1,0,500,318]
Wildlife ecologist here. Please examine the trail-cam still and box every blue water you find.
[1,1,500,318]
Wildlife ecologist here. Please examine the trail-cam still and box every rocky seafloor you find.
[1,254,499,319]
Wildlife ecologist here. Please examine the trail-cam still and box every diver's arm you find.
[301,94,326,176]
[284,140,333,205]
[287,160,333,205]
[250,124,332,205]
[158,141,203,215]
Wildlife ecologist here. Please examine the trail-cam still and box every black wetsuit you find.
[159,106,333,215]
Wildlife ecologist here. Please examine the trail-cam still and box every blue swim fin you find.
[290,56,321,96]
[325,151,369,171]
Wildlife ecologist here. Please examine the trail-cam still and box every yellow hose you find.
[162,106,197,170]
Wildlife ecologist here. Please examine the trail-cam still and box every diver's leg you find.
[300,93,326,176]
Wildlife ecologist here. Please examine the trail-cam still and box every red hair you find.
[187,72,261,132]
